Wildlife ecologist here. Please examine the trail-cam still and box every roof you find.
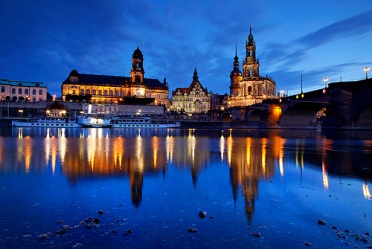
[63,73,167,89]
[0,79,46,87]
[172,87,189,95]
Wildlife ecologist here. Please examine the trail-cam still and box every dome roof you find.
[69,69,78,77]
[133,46,143,58]
[248,26,254,41]
[230,68,242,76]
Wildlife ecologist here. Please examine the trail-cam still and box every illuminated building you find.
[228,27,276,108]
[61,47,170,107]
[0,79,47,102]
[171,68,210,113]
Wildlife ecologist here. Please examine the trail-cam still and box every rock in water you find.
[187,226,198,233]
[250,232,261,238]
[199,211,207,219]
[37,233,48,240]
[317,219,326,226]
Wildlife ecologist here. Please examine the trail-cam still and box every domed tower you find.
[230,45,242,97]
[130,46,145,84]
[243,26,260,79]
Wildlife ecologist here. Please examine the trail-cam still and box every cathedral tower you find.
[227,27,276,108]
[242,26,260,79]
[230,45,242,97]
[130,46,145,84]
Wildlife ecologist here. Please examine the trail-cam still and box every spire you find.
[193,68,198,81]
[248,26,254,42]
[301,74,303,94]
[234,44,238,61]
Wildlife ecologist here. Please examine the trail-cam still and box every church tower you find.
[242,26,260,79]
[230,45,242,97]
[130,46,145,84]
[227,26,276,108]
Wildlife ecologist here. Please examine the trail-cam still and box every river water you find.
[0,127,371,249]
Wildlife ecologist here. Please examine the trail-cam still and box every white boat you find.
[12,117,81,128]
[78,114,112,128]
[110,115,180,128]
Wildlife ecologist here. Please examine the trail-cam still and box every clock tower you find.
[130,46,145,84]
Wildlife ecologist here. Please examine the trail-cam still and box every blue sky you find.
[1,0,371,97]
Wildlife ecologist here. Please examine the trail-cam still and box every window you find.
[32,89,36,95]
[248,86,252,95]
[86,89,90,95]
[1,86,5,93]
[25,89,28,95]
[12,88,16,94]
[92,90,96,95]
[80,89,85,95]
[98,90,102,95]
[115,90,119,97]
[103,90,107,96]
[18,88,22,94]
[109,90,113,96]
[39,89,43,95]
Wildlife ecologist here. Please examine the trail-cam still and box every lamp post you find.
[364,67,370,79]
[323,77,328,88]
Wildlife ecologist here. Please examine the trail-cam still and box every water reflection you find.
[1,127,372,224]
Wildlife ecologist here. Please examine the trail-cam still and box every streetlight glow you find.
[364,67,370,79]
[323,77,328,88]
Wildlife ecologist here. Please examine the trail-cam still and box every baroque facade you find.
[228,27,276,108]
[0,79,47,102]
[171,69,210,113]
[61,47,170,107]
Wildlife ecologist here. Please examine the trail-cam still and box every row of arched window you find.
[1,86,43,95]
[80,89,129,97]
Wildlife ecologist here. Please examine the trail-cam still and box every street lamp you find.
[364,67,370,79]
[323,77,328,88]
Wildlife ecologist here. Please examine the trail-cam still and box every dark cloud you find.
[0,1,370,96]
[296,10,372,49]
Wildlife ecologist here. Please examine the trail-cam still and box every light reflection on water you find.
[0,127,372,248]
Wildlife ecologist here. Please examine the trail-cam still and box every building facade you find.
[61,47,170,107]
[0,79,47,102]
[228,27,276,108]
[171,69,210,113]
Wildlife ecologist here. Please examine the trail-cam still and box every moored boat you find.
[110,115,180,128]
[77,114,112,128]
[12,117,81,128]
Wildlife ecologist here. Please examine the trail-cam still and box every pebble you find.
[250,232,261,238]
[187,226,198,233]
[303,241,312,246]
[73,243,84,248]
[199,211,207,219]
[317,220,326,226]
[22,234,32,238]
[37,233,48,240]
[123,229,133,236]
[98,210,104,215]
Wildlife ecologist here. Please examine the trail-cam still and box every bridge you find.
[226,78,372,129]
